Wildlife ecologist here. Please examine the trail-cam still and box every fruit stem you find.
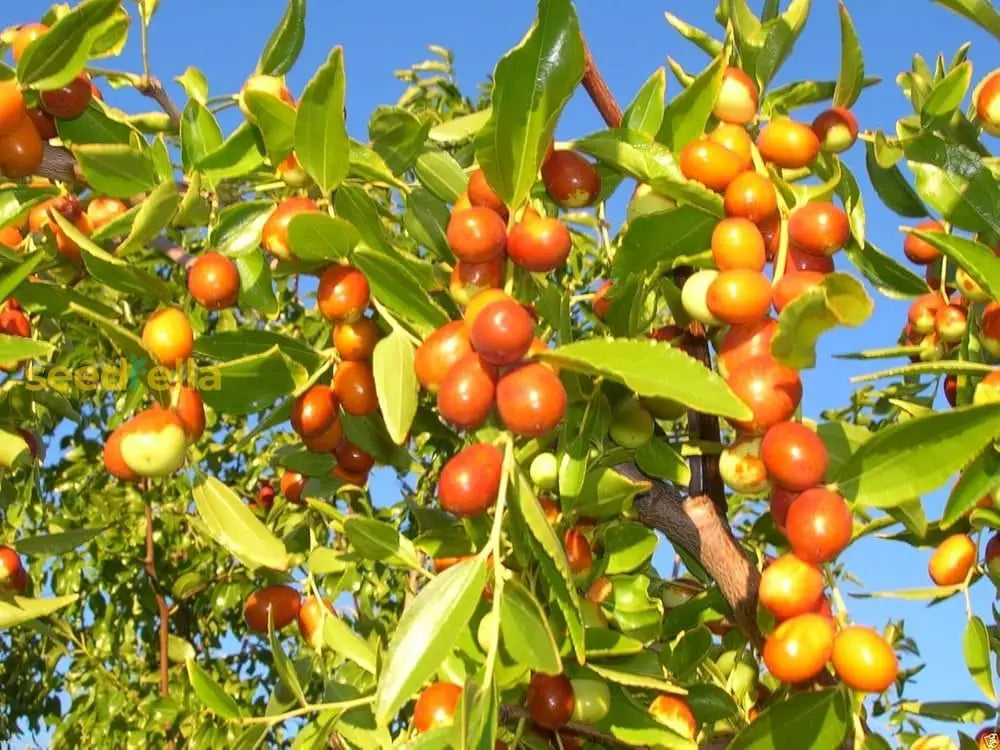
[231,695,376,725]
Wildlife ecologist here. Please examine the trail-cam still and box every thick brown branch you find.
[138,77,182,132]
[581,41,623,128]
[619,465,763,649]
[144,501,171,697]
[150,236,195,269]
[38,143,83,184]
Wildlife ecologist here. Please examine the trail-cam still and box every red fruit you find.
[761,421,829,491]
[187,252,240,310]
[302,418,343,454]
[438,443,503,516]
[784,246,834,274]
[649,695,697,739]
[977,69,1000,135]
[470,299,535,366]
[437,353,498,430]
[261,197,319,261]
[331,465,369,486]
[467,168,508,220]
[903,220,945,265]
[757,119,820,169]
[496,362,567,437]
[811,107,859,153]
[759,553,824,621]
[717,317,778,377]
[0,545,27,592]
[464,289,511,331]
[710,123,754,172]
[0,224,22,248]
[785,488,853,564]
[706,269,772,325]
[40,75,92,120]
[115,406,188,478]
[0,308,29,338]
[564,527,593,576]
[788,202,850,256]
[415,321,474,392]
[103,427,139,482]
[0,81,25,135]
[935,304,968,343]
[713,67,759,125]
[773,270,825,313]
[450,256,504,306]
[908,293,944,336]
[280,471,306,505]
[929,533,977,586]
[333,319,380,361]
[86,197,128,230]
[726,355,803,433]
[142,308,194,368]
[541,150,601,208]
[290,385,339,438]
[333,361,378,416]
[447,206,507,263]
[335,439,375,475]
[297,595,335,648]
[0,115,43,178]
[763,613,835,684]
[317,264,370,322]
[243,585,302,633]
[255,483,276,510]
[525,673,575,730]
[414,682,463,734]
[944,373,958,407]
[507,215,572,272]
[831,626,898,693]
[592,280,613,320]
[679,138,746,192]
[171,385,206,442]
[712,217,766,271]
[770,486,798,535]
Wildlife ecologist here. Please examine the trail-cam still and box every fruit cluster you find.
[242,584,337,649]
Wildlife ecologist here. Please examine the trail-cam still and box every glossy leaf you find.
[414,149,467,203]
[186,658,242,719]
[192,476,289,571]
[636,439,691,485]
[257,0,306,76]
[243,90,295,164]
[932,0,1000,41]
[923,61,973,120]
[835,403,1000,508]
[575,464,647,520]
[728,689,850,750]
[622,68,667,139]
[197,123,266,181]
[211,200,273,258]
[908,229,1000,302]
[963,616,996,702]
[943,448,1000,528]
[369,107,430,175]
[286,213,359,262]
[817,420,871,477]
[833,1,864,107]
[199,347,307,415]
[374,557,488,724]
[614,206,716,281]
[0,335,51,363]
[845,241,927,299]
[603,522,657,575]
[353,248,448,337]
[593,684,696,749]
[0,594,78,630]
[56,101,132,145]
[500,578,562,674]
[864,143,926,219]
[657,54,724,151]
[686,683,740,723]
[194,330,321,371]
[234,250,278,315]
[762,76,881,116]
[322,613,378,674]
[73,144,157,198]
[295,46,349,195]
[0,252,44,304]
[668,625,713,678]
[117,181,181,255]
[896,700,996,723]
[180,100,223,176]
[664,12,723,56]
[16,0,119,89]
[373,330,418,445]
[428,108,491,145]
[403,188,451,260]
[268,612,306,707]
[474,0,585,208]
[772,272,874,370]
[539,339,752,421]
[343,517,422,570]
[585,628,645,658]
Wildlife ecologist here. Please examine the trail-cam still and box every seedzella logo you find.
[21,355,222,392]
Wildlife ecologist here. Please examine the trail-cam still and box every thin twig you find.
[231,696,375,726]
[144,499,171,697]
[137,77,182,132]
[500,705,643,748]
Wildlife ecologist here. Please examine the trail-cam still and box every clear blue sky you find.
[5,0,998,744]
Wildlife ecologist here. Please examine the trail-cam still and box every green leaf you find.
[180,100,223,176]
[268,611,306,707]
[16,0,119,89]
[728,689,850,750]
[474,0,585,209]
[73,144,157,198]
[667,625,713,678]
[864,143,926,219]
[686,683,740,723]
[198,347,308,415]
[55,101,133,145]
[167,635,196,663]
[932,0,1000,41]
[908,229,1000,302]
[195,330,321,371]
[833,1,864,107]
[772,272,874,370]
[943,448,1000,528]
[186,658,242,719]
[369,107,431,175]
[414,149,467,203]
[175,66,207,103]
[585,628,645,658]
[321,611,377,674]
[192,476,289,571]
[117,181,180,255]
[286,213,359,262]
[539,339,751,421]
[257,0,306,76]
[211,200,274,258]
[586,651,675,692]
[817,420,871,477]
[65,301,149,362]
[500,578,562,674]
[923,61,973,120]
[428,108,492,145]
[243,90,296,164]
[896,700,996,723]
[373,330,418,445]
[763,76,881,116]
[341,413,413,472]
[614,206,716,280]
[835,403,1000,509]
[574,128,723,216]
[234,250,278,315]
[657,54,724,152]
[0,252,44,304]
[197,123,266,182]
[348,139,405,188]
[603,522,657,575]
[636,438,691,485]
[964,616,996,702]
[623,68,667,139]
[343,517,422,570]
[353,248,448,337]
[0,335,51,363]
[664,12,723,57]
[295,46,349,195]
[845,241,927,300]
[752,0,810,88]
[0,429,29,470]
[0,594,78,630]
[593,685,695,749]
[374,557,488,724]
[275,446,336,476]
[404,188,452,261]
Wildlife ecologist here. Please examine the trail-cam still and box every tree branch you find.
[144,500,171,697]
[137,76,182,132]
[501,705,642,748]
[581,41,623,128]
[37,143,83,185]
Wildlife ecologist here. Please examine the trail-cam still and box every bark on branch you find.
[137,76,182,132]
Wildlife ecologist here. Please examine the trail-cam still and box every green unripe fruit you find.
[681,270,722,327]
[476,611,498,653]
[641,396,687,421]
[570,679,611,724]
[529,452,559,491]
[609,397,655,449]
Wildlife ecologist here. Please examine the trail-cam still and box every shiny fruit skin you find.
[261,197,318,260]
[761,421,828,491]
[982,303,1000,357]
[277,152,310,187]
[141,308,194,368]
[470,299,535,366]
[717,317,778,377]
[291,385,339,438]
[333,318,379,361]
[831,626,898,693]
[301,415,344,452]
[681,269,722,327]
[564,527,593,577]
[0,81,24,135]
[759,553,825,620]
[526,673,575,730]
[904,220,945,265]
[118,406,188,478]
[719,436,770,495]
[415,321,473,392]
[239,74,294,117]
[467,168,508,219]
[187,252,240,310]
[811,107,859,153]
[706,269,772,325]
[334,439,374,474]
[910,293,945,336]
[281,470,306,504]
[437,353,498,430]
[649,694,697,739]
[103,426,140,482]
[773,270,825,313]
[450,256,504,305]
[762,612,835,684]
[254,483,276,510]
[592,280,613,321]
[447,206,507,263]
[788,202,850,256]
[770,486,798,535]
[331,465,369,486]
[541,150,601,208]
[714,67,758,125]
[0,546,26,592]
[86,196,128,230]
[39,75,92,120]
[609,397,655,449]
[172,385,206,442]
[0,308,29,338]
[51,212,92,262]
[724,171,778,224]
[928,533,977,586]
[758,118,820,169]
[12,24,48,63]
[0,115,43,178]
[297,595,335,648]
[496,362,567,437]
[935,304,968,344]
[709,123,753,171]
[727,355,803,434]
[679,139,746,192]
[438,443,503,516]
[977,70,1000,135]
[508,215,572,272]
[243,585,302,633]
[0,224,21,248]
[414,682,463,734]
[333,361,378,416]
[318,265,370,322]
[785,488,853,564]
[784,246,834,274]
[569,679,611,725]
[712,217,766,271]
[464,291,517,336]
[530,453,559,491]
